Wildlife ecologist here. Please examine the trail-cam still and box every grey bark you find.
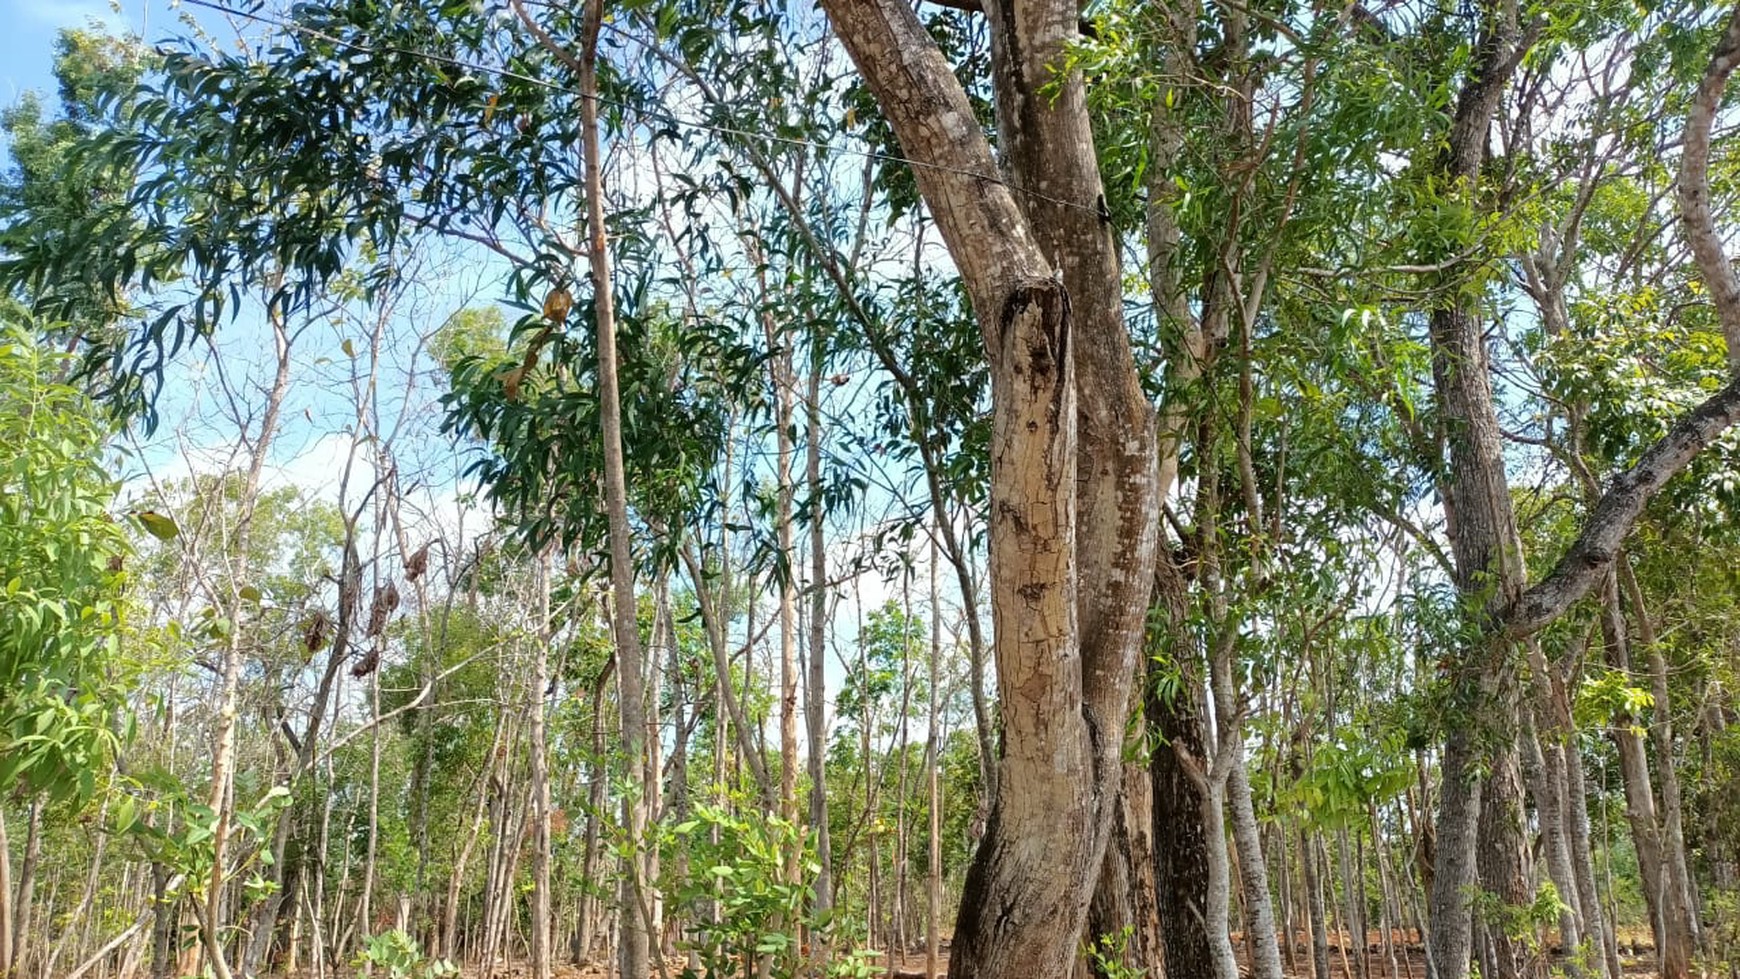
[1421,7,1533,979]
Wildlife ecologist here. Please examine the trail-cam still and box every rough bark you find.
[1152,559,1220,979]
[1474,745,1533,979]
[1087,758,1163,978]
[819,2,1159,975]
[1422,6,1532,978]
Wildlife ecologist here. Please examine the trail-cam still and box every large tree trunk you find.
[1422,7,1532,979]
[1087,759,1163,979]
[819,2,1159,976]
[1155,598,1224,979]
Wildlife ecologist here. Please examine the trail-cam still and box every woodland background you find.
[3,2,1740,979]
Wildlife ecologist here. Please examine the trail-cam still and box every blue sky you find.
[0,0,947,740]
[2,1,140,100]
[1,0,238,105]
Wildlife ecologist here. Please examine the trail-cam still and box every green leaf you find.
[135,510,179,541]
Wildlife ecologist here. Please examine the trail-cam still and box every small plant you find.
[353,930,457,979]
[668,804,820,978]
[1084,925,1148,979]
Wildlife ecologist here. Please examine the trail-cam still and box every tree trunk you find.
[1475,745,1533,979]
[1597,573,1685,979]
[819,3,1160,976]
[576,1,652,974]
[807,356,835,929]
[1224,696,1284,979]
[8,801,38,979]
[1519,710,1583,973]
[572,670,609,967]
[761,271,801,883]
[1303,829,1331,979]
[1087,758,1162,978]
[0,809,11,979]
[529,553,554,979]
[198,296,293,979]
[925,539,943,979]
[1619,561,1701,963]
[1151,623,1221,979]
[1422,7,1532,977]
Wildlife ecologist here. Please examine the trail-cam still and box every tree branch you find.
[1506,7,1740,635]
[1506,374,1740,636]
[1677,2,1740,372]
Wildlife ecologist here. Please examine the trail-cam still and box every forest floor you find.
[386,931,1667,978]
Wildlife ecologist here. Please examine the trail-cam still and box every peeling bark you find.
[819,2,1159,974]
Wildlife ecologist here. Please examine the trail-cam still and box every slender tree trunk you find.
[529,553,554,979]
[1619,561,1701,960]
[806,357,835,931]
[444,721,501,963]
[197,300,293,979]
[1304,829,1331,979]
[1597,573,1682,978]
[573,670,609,967]
[1520,710,1583,972]
[1336,830,1365,979]
[8,801,38,979]
[1223,697,1284,979]
[682,545,773,808]
[647,577,667,955]
[1562,728,1618,979]
[761,275,801,882]
[925,540,943,979]
[574,2,652,973]
[1,809,12,979]
[359,645,383,956]
[43,793,110,979]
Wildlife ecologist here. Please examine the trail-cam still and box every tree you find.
[818,3,1161,975]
